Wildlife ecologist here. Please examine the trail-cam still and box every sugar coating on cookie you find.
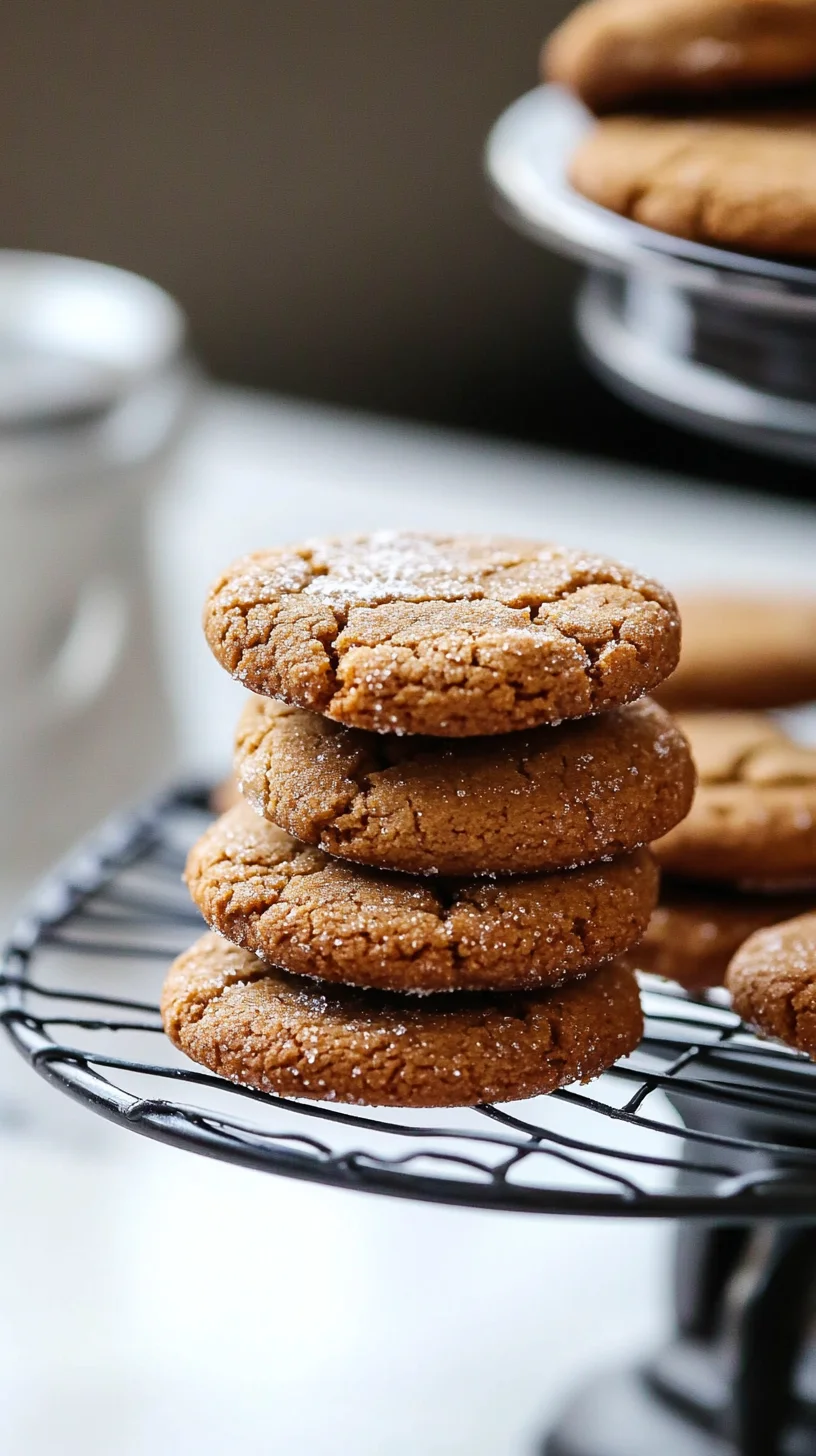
[569,112,816,257]
[161,931,644,1106]
[545,0,816,113]
[626,882,816,990]
[185,802,659,993]
[727,911,816,1055]
[657,593,816,712]
[655,713,816,886]
[203,533,680,737]
[235,694,694,877]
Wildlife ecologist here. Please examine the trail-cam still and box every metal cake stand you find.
[486,86,816,465]
[2,786,816,1453]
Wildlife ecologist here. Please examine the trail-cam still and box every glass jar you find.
[0,251,195,917]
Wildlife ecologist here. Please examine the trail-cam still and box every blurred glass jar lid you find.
[0,251,187,430]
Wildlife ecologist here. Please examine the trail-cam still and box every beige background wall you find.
[2,2,575,416]
[3,1,813,493]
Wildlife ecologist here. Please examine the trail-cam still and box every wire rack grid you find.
[3,786,816,1219]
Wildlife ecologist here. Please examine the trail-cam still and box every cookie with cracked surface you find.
[185,801,659,993]
[544,0,816,114]
[626,880,815,990]
[656,592,816,711]
[727,911,816,1054]
[654,713,816,886]
[203,533,680,737]
[569,112,816,256]
[161,932,644,1107]
[235,694,694,877]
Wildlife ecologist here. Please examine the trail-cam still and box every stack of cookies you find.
[635,711,816,990]
[162,533,694,1107]
[544,0,816,259]
[646,602,816,1056]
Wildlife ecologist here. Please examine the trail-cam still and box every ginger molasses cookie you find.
[657,592,816,711]
[161,932,644,1107]
[655,713,816,886]
[185,802,659,993]
[203,533,680,737]
[235,694,694,877]
[627,882,815,990]
[569,113,816,256]
[544,0,816,114]
[727,911,816,1054]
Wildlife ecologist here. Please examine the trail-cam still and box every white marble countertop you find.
[3,388,815,1455]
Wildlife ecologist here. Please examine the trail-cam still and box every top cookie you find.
[569,112,816,257]
[654,712,816,886]
[544,0,816,113]
[204,533,680,737]
[657,592,816,711]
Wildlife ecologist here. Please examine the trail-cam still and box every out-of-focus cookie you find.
[655,713,816,886]
[627,881,815,989]
[203,532,680,737]
[161,932,644,1107]
[657,593,816,711]
[185,802,659,994]
[210,774,242,814]
[544,0,816,114]
[569,113,816,256]
[727,911,816,1054]
[234,694,694,877]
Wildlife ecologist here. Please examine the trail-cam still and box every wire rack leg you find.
[673,1222,751,1338]
[726,1225,816,1455]
[543,1221,816,1455]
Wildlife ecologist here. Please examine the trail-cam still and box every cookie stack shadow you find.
[162,533,695,1107]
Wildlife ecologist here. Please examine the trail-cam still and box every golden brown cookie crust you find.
[655,713,816,886]
[203,533,680,737]
[161,932,644,1107]
[545,0,816,114]
[727,911,816,1054]
[627,881,815,989]
[656,593,816,711]
[185,802,659,993]
[235,695,694,877]
[569,112,816,256]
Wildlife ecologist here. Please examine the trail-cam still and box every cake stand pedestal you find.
[486,86,816,466]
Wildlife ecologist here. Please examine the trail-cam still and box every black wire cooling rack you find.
[3,785,816,1219]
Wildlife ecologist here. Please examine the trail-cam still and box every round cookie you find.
[569,112,816,257]
[203,533,680,737]
[544,0,816,114]
[727,911,816,1055]
[655,713,816,886]
[235,694,694,877]
[656,593,816,712]
[627,882,815,990]
[185,801,659,993]
[161,931,644,1107]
